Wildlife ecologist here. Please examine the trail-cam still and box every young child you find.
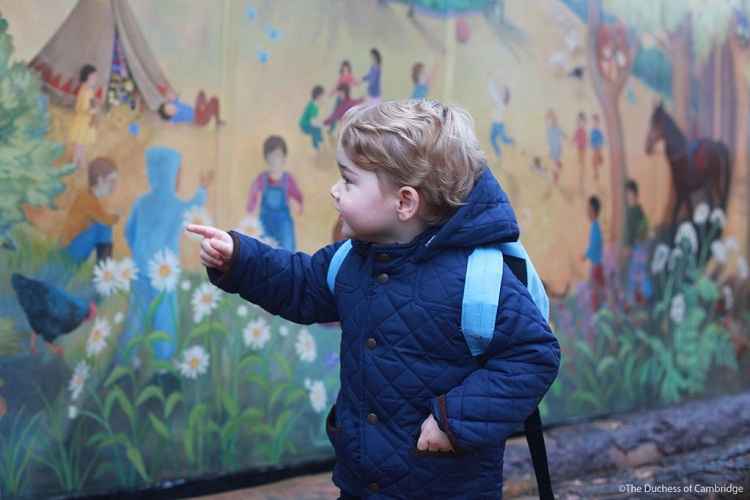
[361,48,382,103]
[327,61,360,135]
[61,157,119,265]
[299,85,325,150]
[546,108,565,183]
[187,100,560,499]
[68,64,99,169]
[410,61,438,99]
[590,113,605,180]
[572,111,587,191]
[623,179,652,306]
[246,135,304,251]
[324,84,365,136]
[582,195,605,313]
[488,76,515,160]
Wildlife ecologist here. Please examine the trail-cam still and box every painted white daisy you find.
[237,305,248,318]
[693,203,710,225]
[68,361,90,401]
[279,325,289,337]
[181,280,192,291]
[737,257,749,281]
[303,377,312,389]
[670,294,685,324]
[295,328,317,363]
[148,249,181,292]
[114,257,138,292]
[86,317,111,357]
[668,247,684,271]
[236,215,265,239]
[711,240,727,264]
[243,317,271,350]
[724,237,739,254]
[68,405,78,419]
[191,282,221,323]
[674,222,698,254]
[114,311,124,324]
[651,244,670,275]
[722,285,734,311]
[178,345,210,379]
[93,258,119,297]
[709,208,726,228]
[183,206,214,240]
[308,380,327,413]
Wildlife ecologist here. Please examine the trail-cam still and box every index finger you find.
[185,224,220,239]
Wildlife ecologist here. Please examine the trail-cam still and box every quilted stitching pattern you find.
[207,166,561,499]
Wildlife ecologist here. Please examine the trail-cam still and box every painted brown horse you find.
[645,103,732,231]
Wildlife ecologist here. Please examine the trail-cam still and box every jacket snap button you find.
[375,253,390,262]
[367,412,378,424]
[369,482,380,492]
[367,337,377,349]
[377,273,389,283]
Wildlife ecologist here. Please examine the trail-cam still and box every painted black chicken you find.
[11,273,96,356]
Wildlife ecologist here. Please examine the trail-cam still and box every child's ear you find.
[396,187,420,221]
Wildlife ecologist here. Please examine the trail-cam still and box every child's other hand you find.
[185,224,233,272]
[417,414,454,452]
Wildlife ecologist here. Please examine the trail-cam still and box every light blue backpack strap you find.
[499,241,550,322]
[327,239,353,295]
[461,246,503,356]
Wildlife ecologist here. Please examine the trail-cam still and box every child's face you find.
[95,172,117,197]
[330,144,400,242]
[626,189,637,206]
[87,71,98,87]
[587,204,596,221]
[266,148,286,170]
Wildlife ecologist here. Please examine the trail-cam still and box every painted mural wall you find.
[0,0,748,497]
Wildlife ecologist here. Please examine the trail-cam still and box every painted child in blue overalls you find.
[246,135,304,251]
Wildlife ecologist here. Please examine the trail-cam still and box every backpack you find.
[326,239,555,500]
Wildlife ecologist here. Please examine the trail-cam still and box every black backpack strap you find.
[524,407,554,500]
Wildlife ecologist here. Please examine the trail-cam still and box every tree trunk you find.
[729,31,750,259]
[586,0,637,255]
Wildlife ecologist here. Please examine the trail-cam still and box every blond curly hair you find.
[338,99,486,226]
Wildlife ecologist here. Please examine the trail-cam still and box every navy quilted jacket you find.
[207,166,561,499]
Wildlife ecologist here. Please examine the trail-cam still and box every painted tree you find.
[0,16,74,249]
[586,0,638,254]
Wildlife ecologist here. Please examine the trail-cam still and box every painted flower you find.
[279,325,289,337]
[183,206,214,240]
[114,257,138,292]
[651,244,670,275]
[295,328,317,363]
[68,361,90,401]
[114,311,124,324]
[308,380,327,413]
[237,305,248,318]
[722,285,734,311]
[93,258,119,297]
[674,222,698,254]
[711,240,727,264]
[236,216,265,239]
[68,405,78,420]
[668,247,684,271]
[181,280,192,291]
[191,282,221,323]
[710,207,726,228]
[86,317,111,357]
[670,294,685,324]
[243,318,271,350]
[148,249,181,292]
[738,257,749,281]
[178,345,210,379]
[693,203,710,225]
[724,237,739,254]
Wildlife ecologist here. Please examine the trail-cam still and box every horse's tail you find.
[720,142,732,211]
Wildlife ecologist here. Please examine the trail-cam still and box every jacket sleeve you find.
[206,230,342,324]
[430,263,561,451]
